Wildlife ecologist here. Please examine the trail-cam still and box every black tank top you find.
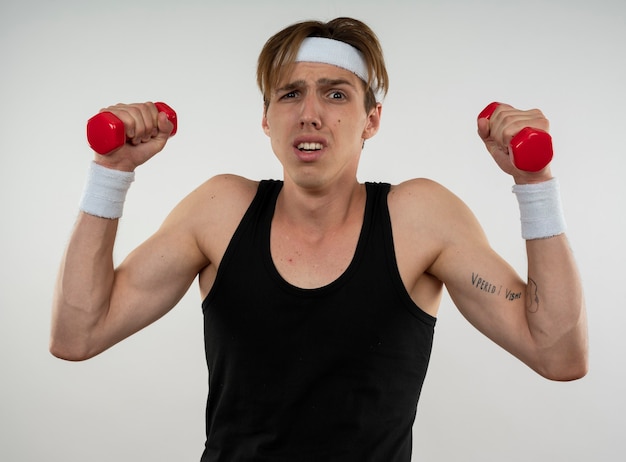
[201,180,436,462]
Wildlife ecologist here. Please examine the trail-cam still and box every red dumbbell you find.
[478,102,552,172]
[86,102,177,155]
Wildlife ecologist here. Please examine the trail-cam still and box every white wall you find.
[1,0,624,460]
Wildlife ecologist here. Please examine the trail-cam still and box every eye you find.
[280,90,299,100]
[328,91,346,100]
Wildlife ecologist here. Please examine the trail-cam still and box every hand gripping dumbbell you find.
[86,102,178,155]
[478,102,552,172]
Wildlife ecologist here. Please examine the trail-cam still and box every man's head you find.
[257,17,389,114]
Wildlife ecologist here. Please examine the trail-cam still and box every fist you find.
[89,102,176,171]
[477,103,553,181]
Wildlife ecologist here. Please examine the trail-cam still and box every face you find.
[262,62,381,191]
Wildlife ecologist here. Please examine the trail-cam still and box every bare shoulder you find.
[159,174,259,262]
[389,177,450,203]
[188,173,259,212]
[166,174,258,223]
[387,177,488,272]
[388,178,480,235]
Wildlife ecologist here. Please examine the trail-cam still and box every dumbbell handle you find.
[478,102,552,172]
[86,102,177,155]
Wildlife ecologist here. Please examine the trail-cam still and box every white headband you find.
[295,37,370,85]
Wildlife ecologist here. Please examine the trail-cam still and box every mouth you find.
[297,142,324,152]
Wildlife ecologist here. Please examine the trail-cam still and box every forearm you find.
[524,235,588,380]
[507,176,587,378]
[476,105,588,379]
[50,103,176,359]
[51,160,136,360]
[51,213,119,360]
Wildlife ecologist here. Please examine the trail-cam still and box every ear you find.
[362,103,382,141]
[262,106,271,137]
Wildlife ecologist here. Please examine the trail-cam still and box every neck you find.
[276,178,366,238]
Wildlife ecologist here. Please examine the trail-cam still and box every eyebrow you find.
[275,77,358,95]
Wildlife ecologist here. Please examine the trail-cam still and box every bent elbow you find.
[532,315,589,382]
[49,336,98,362]
[537,354,589,382]
[543,365,588,382]
[49,344,85,362]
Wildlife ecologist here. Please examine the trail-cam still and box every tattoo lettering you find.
[505,289,522,301]
[526,277,540,313]
[471,273,500,295]
[471,273,522,302]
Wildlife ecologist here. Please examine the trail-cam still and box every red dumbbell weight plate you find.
[87,102,177,155]
[478,102,552,172]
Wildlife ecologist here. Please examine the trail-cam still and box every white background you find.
[1,0,624,460]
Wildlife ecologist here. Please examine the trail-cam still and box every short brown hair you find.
[257,17,389,112]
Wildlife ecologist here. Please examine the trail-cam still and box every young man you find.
[51,17,588,462]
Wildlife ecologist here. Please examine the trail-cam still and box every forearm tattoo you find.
[471,272,538,309]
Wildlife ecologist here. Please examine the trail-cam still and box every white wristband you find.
[79,162,135,219]
[512,178,567,240]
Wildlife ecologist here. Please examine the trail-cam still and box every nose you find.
[299,93,322,129]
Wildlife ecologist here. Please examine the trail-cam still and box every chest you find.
[269,218,362,289]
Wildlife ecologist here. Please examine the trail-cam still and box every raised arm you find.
[430,104,587,380]
[50,103,208,361]
[428,195,587,381]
